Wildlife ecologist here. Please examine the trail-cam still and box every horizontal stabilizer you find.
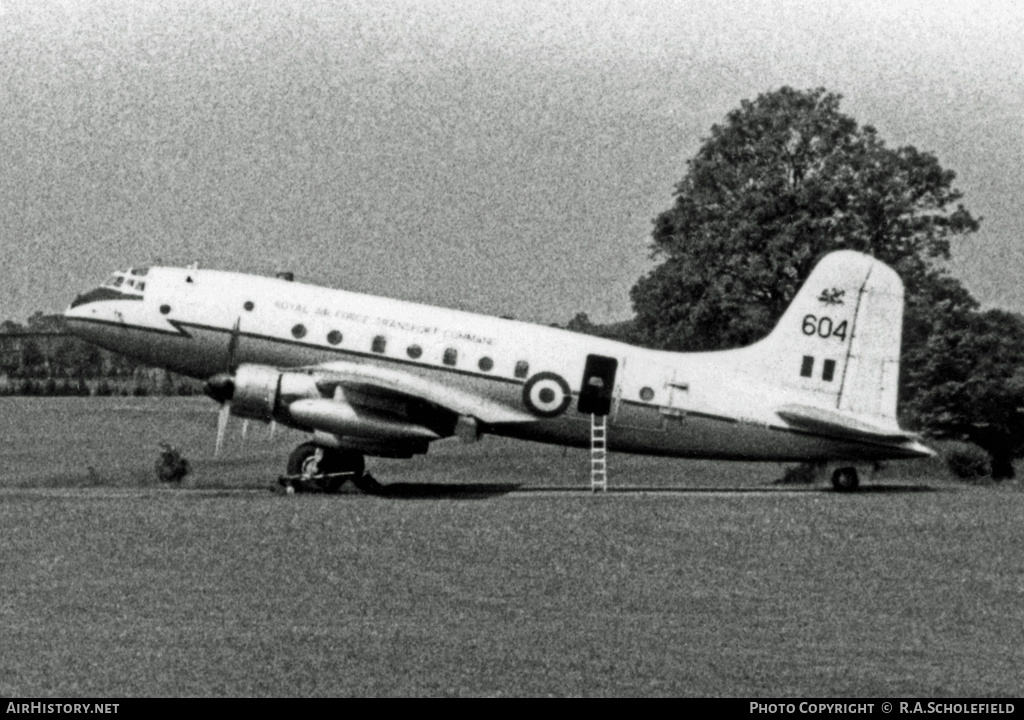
[776,403,909,442]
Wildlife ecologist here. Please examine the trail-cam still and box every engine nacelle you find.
[230,364,319,423]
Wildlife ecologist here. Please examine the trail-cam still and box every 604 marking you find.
[802,314,848,341]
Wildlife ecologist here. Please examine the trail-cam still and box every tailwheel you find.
[830,467,860,493]
[286,442,365,493]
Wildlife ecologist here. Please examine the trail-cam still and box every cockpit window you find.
[101,269,147,296]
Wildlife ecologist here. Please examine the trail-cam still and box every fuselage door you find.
[578,354,618,416]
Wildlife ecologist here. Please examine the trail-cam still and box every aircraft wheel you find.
[287,443,364,493]
[831,467,860,492]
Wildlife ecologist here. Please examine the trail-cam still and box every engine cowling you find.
[217,364,446,448]
[230,364,319,423]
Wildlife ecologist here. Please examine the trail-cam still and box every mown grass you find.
[0,397,966,491]
[1,398,1021,696]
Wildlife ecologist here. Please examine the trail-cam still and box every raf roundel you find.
[522,372,572,418]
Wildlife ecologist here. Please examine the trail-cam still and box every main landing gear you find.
[282,442,367,494]
[830,466,860,493]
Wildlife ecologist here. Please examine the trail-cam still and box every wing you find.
[307,360,533,424]
[279,360,534,455]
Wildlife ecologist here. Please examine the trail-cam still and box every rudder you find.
[746,251,904,423]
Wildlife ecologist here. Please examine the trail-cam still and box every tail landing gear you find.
[830,467,860,492]
[284,442,365,493]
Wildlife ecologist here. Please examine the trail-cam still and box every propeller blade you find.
[208,321,241,458]
[226,317,241,371]
[215,402,230,458]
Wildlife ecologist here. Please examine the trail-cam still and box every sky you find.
[2,0,1022,325]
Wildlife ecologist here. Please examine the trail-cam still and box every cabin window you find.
[800,355,814,378]
[327,330,343,346]
[292,324,307,339]
[514,360,529,379]
[136,282,145,292]
[443,348,458,366]
[407,345,423,359]
[372,335,387,353]
[244,301,254,311]
[478,356,494,372]
[160,304,171,315]
[639,387,655,402]
[822,359,836,382]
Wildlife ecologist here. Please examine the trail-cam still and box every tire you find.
[286,443,364,493]
[831,467,860,492]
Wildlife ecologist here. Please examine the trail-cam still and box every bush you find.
[155,443,190,483]
[943,442,991,482]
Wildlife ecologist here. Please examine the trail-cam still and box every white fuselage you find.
[64,266,929,462]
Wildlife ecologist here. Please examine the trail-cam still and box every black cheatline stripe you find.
[66,315,186,337]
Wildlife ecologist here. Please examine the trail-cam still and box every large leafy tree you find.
[904,309,1024,479]
[632,87,980,353]
[629,87,1024,476]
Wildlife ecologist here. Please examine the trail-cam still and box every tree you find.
[629,87,1024,476]
[19,338,46,377]
[904,310,1024,479]
[632,87,979,352]
[565,312,595,334]
[25,311,64,333]
[561,312,642,344]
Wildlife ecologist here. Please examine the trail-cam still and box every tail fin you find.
[746,250,903,423]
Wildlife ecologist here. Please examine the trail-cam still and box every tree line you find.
[0,313,202,397]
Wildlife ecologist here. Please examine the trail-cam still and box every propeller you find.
[205,318,241,457]
[215,401,231,457]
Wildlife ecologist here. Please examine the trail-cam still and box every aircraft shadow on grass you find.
[282,475,523,499]
[366,482,523,499]
[283,478,936,499]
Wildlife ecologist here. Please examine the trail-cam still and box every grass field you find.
[1,398,1022,696]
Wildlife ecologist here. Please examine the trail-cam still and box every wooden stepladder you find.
[590,413,608,492]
